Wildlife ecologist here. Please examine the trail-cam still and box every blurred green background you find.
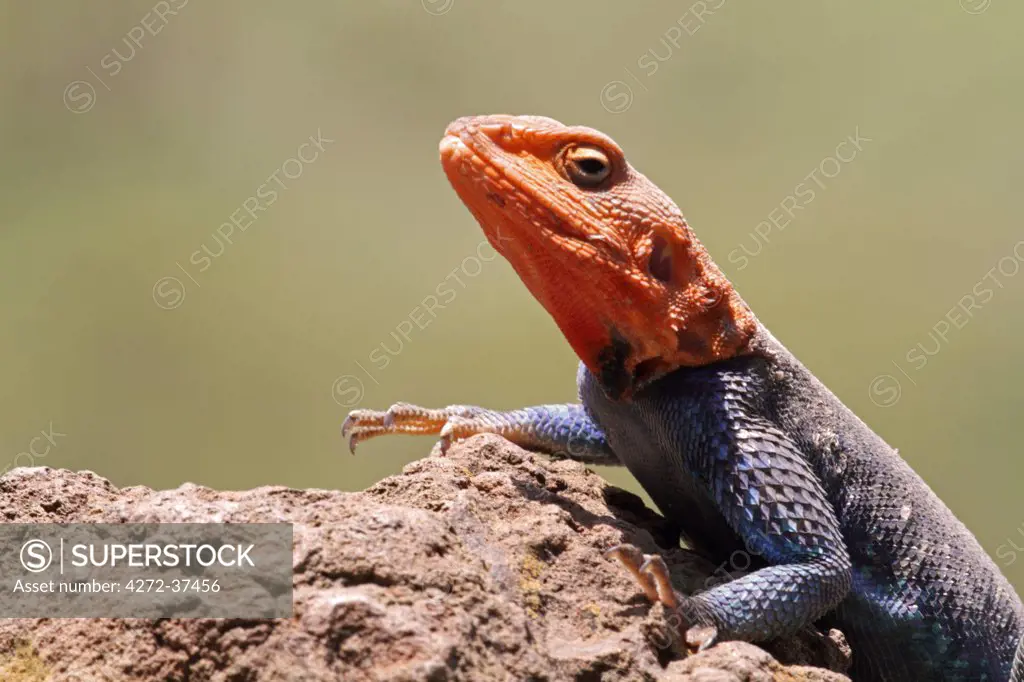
[3,1,1024,588]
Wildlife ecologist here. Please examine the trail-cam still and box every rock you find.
[0,434,851,681]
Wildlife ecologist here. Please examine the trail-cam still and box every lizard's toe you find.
[606,543,660,603]
[639,554,681,610]
[383,402,427,428]
[438,416,492,454]
[341,410,376,439]
[438,421,455,454]
[341,409,390,454]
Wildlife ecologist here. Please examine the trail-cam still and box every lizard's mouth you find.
[439,116,605,245]
[439,116,629,275]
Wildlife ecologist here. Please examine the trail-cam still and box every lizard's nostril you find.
[439,134,466,162]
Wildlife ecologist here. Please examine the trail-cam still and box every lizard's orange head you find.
[440,115,756,400]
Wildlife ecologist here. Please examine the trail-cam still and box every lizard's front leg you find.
[342,402,620,465]
[608,388,853,651]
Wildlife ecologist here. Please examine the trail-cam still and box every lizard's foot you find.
[606,543,719,654]
[341,403,488,454]
[342,402,618,465]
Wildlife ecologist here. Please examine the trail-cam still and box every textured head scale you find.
[440,115,757,399]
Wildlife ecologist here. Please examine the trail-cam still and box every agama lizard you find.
[343,115,1024,681]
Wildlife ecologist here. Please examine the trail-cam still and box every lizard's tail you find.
[1011,633,1024,682]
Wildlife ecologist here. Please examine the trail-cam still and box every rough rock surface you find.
[0,434,852,681]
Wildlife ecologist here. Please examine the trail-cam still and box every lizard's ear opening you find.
[648,235,674,283]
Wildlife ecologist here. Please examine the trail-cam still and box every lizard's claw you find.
[342,403,487,454]
[684,625,718,653]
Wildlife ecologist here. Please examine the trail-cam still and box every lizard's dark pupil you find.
[578,158,606,176]
[563,146,612,188]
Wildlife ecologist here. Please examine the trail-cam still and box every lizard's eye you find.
[562,145,612,188]
[648,235,673,283]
